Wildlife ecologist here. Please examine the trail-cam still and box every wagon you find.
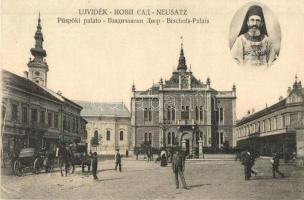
[70,143,91,172]
[13,148,54,176]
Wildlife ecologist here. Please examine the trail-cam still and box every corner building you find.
[235,78,304,156]
[1,15,87,166]
[131,44,236,156]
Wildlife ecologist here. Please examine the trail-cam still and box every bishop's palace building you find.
[131,45,237,156]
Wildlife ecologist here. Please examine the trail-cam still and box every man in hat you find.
[231,5,276,66]
[172,149,188,189]
[271,153,284,178]
[92,152,98,180]
[114,149,122,172]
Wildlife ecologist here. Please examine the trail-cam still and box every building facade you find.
[235,77,304,156]
[76,101,131,155]
[131,44,236,156]
[1,15,87,166]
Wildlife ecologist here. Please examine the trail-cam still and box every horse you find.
[57,145,75,176]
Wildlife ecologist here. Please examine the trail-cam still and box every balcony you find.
[178,119,195,125]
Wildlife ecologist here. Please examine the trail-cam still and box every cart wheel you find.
[33,158,40,174]
[13,160,23,177]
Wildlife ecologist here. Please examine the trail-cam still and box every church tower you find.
[27,13,49,87]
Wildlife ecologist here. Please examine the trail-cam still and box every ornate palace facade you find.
[131,44,236,156]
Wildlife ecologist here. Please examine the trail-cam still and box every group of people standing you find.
[240,150,285,180]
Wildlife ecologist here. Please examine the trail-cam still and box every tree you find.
[90,135,99,146]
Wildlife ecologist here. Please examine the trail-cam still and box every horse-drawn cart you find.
[13,148,53,176]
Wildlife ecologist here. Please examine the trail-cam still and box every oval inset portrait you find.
[229,2,281,67]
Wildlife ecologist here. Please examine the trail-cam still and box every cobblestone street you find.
[1,158,304,200]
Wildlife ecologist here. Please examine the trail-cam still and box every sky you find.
[1,0,304,119]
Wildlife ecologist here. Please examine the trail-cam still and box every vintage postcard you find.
[1,0,303,199]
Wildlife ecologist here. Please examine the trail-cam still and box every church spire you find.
[177,36,187,71]
[28,13,49,87]
[30,12,47,59]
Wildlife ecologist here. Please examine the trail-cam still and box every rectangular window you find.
[149,133,152,144]
[120,131,124,141]
[11,104,18,122]
[54,113,59,129]
[181,106,190,120]
[167,106,171,121]
[195,106,199,121]
[22,107,28,123]
[285,114,290,127]
[67,117,70,131]
[63,116,67,131]
[48,112,53,127]
[144,108,148,121]
[219,108,224,124]
[106,130,111,141]
[220,132,224,144]
[172,107,175,121]
[200,106,203,121]
[31,109,38,122]
[148,108,152,122]
[40,111,45,124]
[172,132,175,145]
[167,132,171,145]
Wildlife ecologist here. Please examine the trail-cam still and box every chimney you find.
[57,90,62,96]
[23,71,28,78]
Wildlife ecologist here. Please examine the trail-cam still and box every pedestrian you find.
[240,150,251,180]
[271,153,284,178]
[126,149,129,158]
[172,149,188,189]
[147,150,150,162]
[135,147,139,160]
[249,152,258,177]
[150,149,154,161]
[114,149,122,172]
[92,152,98,180]
[160,149,167,167]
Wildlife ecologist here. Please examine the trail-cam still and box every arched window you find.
[106,130,111,141]
[120,131,124,141]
